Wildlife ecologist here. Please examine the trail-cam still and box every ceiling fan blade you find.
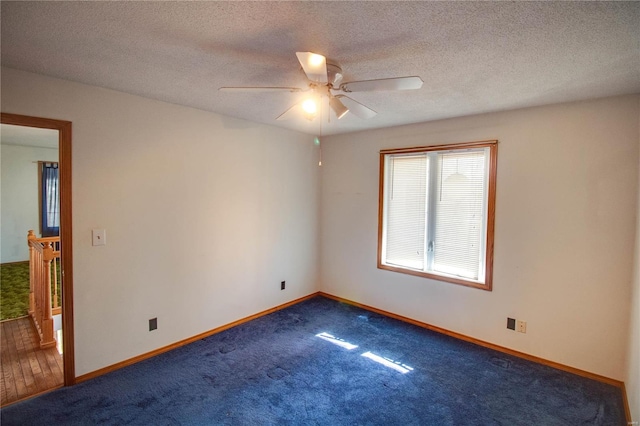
[336,95,377,119]
[296,52,328,84]
[276,104,302,121]
[339,76,423,93]
[219,86,304,93]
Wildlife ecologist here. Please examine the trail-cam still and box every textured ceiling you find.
[1,1,639,136]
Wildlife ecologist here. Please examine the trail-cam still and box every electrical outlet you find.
[281,281,286,290]
[507,318,516,330]
[517,320,526,333]
[149,318,157,331]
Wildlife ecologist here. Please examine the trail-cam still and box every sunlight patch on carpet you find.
[361,351,414,374]
[315,332,359,350]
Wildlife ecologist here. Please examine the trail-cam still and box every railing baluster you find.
[52,257,59,309]
[26,230,60,349]
[28,231,36,316]
[40,242,55,348]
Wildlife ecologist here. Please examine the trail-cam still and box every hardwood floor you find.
[0,317,63,406]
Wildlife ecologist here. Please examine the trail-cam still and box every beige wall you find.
[320,95,639,380]
[2,65,638,398]
[0,143,58,263]
[1,67,320,375]
[626,104,640,421]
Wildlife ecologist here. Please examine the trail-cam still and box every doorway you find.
[0,113,74,405]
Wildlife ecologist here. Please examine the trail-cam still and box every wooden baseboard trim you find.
[0,260,29,266]
[318,292,626,389]
[0,315,30,324]
[621,382,632,425]
[76,292,320,383]
[1,385,63,408]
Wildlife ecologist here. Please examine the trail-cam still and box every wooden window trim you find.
[377,140,498,291]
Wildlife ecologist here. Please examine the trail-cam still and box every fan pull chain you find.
[317,98,323,166]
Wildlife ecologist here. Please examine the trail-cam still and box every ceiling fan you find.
[219,52,423,122]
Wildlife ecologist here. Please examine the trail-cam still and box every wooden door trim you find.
[1,113,75,385]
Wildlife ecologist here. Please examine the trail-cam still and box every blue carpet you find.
[1,296,626,425]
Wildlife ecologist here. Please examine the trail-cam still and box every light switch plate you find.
[92,229,106,246]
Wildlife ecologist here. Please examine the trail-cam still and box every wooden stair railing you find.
[27,230,61,349]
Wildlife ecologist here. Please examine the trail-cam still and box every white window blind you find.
[384,154,428,270]
[432,150,487,280]
[380,145,492,286]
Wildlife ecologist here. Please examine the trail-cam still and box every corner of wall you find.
[624,100,640,423]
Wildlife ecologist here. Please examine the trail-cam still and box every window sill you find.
[377,263,492,291]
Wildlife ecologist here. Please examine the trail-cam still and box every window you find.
[39,162,60,237]
[378,141,497,290]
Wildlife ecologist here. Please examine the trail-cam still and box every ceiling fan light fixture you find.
[329,97,349,119]
[302,99,317,114]
[301,98,318,120]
